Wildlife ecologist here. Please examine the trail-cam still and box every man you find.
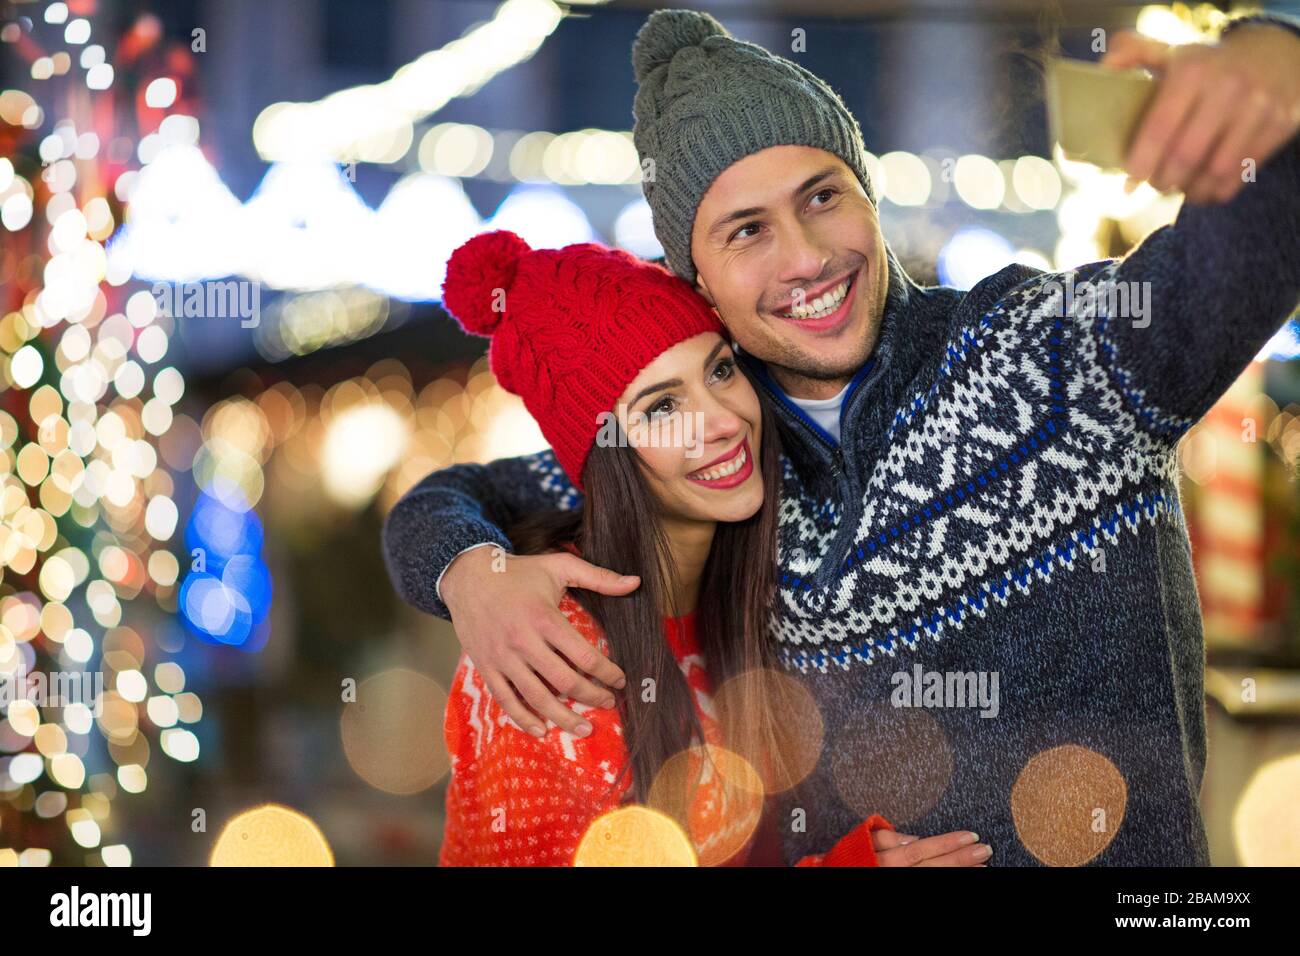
[384,9,1300,865]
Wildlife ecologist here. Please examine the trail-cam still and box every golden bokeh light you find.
[1232,753,1300,865]
[339,668,450,794]
[1010,744,1127,866]
[210,804,334,867]
[711,667,823,795]
[573,805,697,867]
[648,744,764,866]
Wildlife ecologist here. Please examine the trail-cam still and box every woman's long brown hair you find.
[506,395,793,810]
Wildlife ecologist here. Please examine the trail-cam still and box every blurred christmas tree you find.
[1,2,201,866]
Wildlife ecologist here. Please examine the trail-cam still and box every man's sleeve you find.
[1063,15,1300,445]
[381,448,582,620]
[1075,137,1300,444]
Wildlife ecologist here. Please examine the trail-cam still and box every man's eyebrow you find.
[706,166,843,239]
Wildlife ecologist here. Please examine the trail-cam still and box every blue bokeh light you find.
[179,485,273,648]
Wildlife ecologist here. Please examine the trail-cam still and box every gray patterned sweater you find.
[383,21,1300,866]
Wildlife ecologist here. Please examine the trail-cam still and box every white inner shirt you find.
[787,381,851,444]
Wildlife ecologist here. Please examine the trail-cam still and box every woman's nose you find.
[697,399,744,447]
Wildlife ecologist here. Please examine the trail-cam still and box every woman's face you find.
[612,331,764,525]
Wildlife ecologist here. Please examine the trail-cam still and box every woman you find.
[435,231,916,866]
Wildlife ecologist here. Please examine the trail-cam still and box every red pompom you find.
[442,230,532,336]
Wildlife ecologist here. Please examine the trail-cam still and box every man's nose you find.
[775,223,831,288]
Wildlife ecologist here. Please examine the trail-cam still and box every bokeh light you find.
[210,804,334,866]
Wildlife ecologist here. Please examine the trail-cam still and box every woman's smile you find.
[685,435,754,489]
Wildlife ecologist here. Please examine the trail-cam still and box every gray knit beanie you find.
[632,9,877,283]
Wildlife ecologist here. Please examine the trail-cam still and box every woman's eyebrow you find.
[631,377,682,405]
[629,344,727,405]
[702,340,726,368]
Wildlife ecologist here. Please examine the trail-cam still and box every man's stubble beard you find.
[763,282,886,393]
[767,333,878,394]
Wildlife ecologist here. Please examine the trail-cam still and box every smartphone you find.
[1045,56,1158,169]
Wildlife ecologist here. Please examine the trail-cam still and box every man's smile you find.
[770,268,861,334]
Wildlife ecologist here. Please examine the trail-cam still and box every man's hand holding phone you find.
[1100,24,1300,204]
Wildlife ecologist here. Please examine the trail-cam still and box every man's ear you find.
[694,272,717,308]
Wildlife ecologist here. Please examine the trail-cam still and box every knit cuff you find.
[794,814,894,867]
[1218,11,1300,43]
[382,510,512,622]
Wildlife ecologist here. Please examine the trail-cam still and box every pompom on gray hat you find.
[631,9,878,284]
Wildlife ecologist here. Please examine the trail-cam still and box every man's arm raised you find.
[381,448,637,738]
[1076,18,1300,442]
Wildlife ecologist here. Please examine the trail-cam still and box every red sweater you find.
[440,592,893,866]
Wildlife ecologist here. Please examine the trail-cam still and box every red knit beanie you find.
[441,230,726,490]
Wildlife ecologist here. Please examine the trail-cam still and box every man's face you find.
[690,145,889,391]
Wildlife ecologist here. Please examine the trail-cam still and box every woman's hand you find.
[874,828,993,867]
[800,815,992,866]
[441,545,636,739]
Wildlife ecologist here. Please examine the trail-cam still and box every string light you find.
[0,4,201,867]
[252,0,613,164]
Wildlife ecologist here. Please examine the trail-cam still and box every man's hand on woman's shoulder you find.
[440,545,638,738]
